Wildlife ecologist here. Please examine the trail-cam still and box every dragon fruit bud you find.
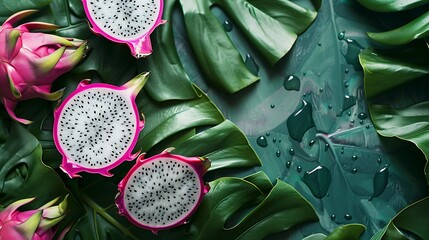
[0,196,68,240]
[0,10,87,124]
[115,149,211,234]
[82,0,166,58]
[53,72,149,178]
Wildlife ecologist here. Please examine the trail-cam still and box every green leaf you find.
[214,0,317,65]
[0,120,83,238]
[136,85,225,152]
[368,10,429,46]
[140,0,200,102]
[326,224,366,240]
[359,48,429,99]
[369,102,429,184]
[356,0,429,12]
[172,120,261,170]
[179,0,259,93]
[0,0,51,22]
[370,197,429,239]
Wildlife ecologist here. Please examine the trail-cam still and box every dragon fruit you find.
[0,196,68,240]
[115,149,210,234]
[0,10,87,124]
[82,0,166,58]
[53,72,148,178]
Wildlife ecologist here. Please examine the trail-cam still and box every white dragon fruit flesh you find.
[53,72,149,178]
[115,150,211,234]
[82,0,166,58]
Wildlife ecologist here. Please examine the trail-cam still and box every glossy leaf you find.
[300,224,366,240]
[368,10,429,46]
[162,172,318,239]
[356,0,429,12]
[0,120,83,238]
[214,0,308,65]
[371,197,429,239]
[136,85,225,152]
[172,120,261,170]
[369,102,429,184]
[326,224,366,240]
[179,0,259,93]
[245,0,319,34]
[141,0,200,102]
[0,0,51,22]
[359,48,429,99]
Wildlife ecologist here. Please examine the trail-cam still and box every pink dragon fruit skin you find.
[53,73,148,178]
[81,0,166,58]
[0,197,68,240]
[0,10,87,124]
[115,150,211,234]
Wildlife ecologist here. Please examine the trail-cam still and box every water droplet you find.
[289,148,295,155]
[325,143,329,151]
[245,54,259,75]
[350,119,355,123]
[344,82,349,88]
[345,68,349,74]
[283,75,301,91]
[286,161,291,168]
[266,132,270,137]
[297,166,302,173]
[287,100,314,142]
[372,167,389,198]
[278,139,282,143]
[341,146,345,154]
[352,168,358,174]
[328,104,333,109]
[344,214,352,220]
[343,95,356,111]
[343,38,364,70]
[338,31,345,40]
[358,112,368,120]
[272,137,277,143]
[351,155,358,161]
[377,158,382,164]
[347,111,351,116]
[318,42,322,46]
[330,214,336,221]
[319,87,324,92]
[366,124,371,129]
[223,20,233,32]
[359,119,364,124]
[276,150,281,157]
[302,166,331,198]
[270,104,275,109]
[256,136,268,147]
[309,139,316,146]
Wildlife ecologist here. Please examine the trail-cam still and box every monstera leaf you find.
[301,224,366,240]
[0,119,83,238]
[370,197,429,240]
[62,172,319,239]
[142,0,320,99]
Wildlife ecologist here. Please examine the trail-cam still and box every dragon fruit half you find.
[82,0,165,58]
[0,196,68,240]
[53,72,148,178]
[0,10,87,124]
[115,149,211,234]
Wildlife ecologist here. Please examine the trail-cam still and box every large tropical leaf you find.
[0,119,83,238]
[301,224,366,240]
[356,0,429,12]
[143,0,319,97]
[370,197,429,240]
